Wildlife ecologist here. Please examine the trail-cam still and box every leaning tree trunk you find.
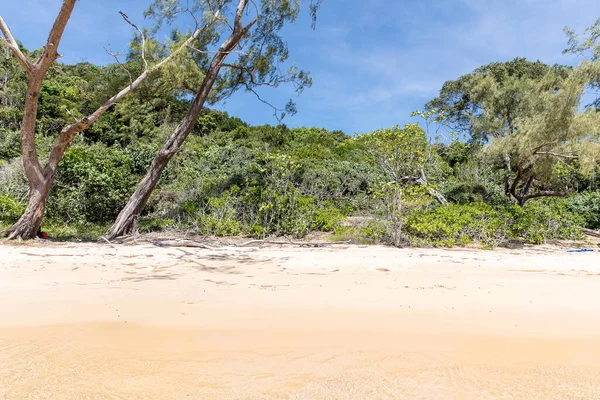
[103,1,255,240]
[103,68,217,240]
[0,73,50,239]
[0,0,76,239]
[3,177,54,240]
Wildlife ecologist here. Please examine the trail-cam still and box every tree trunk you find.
[2,177,53,240]
[0,0,76,239]
[103,77,219,240]
[103,147,178,239]
[2,74,47,240]
[103,1,255,241]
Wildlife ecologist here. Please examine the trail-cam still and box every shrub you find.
[0,194,25,223]
[404,201,584,247]
[0,130,21,161]
[47,144,138,224]
[404,203,510,247]
[563,191,600,230]
[313,202,345,231]
[0,158,28,199]
[510,201,584,244]
[196,192,241,236]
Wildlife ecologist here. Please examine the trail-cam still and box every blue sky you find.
[3,0,600,135]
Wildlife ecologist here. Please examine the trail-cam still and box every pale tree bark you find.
[0,1,76,239]
[104,0,256,240]
[1,2,208,240]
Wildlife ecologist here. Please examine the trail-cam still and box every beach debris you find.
[237,239,350,247]
[579,227,600,238]
[153,240,218,250]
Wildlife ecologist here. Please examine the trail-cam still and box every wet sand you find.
[1,242,600,399]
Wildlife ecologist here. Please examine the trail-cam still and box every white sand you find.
[1,241,600,399]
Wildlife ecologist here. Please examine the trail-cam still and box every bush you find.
[196,192,241,236]
[139,218,175,233]
[0,194,25,223]
[313,202,345,231]
[0,130,21,161]
[404,201,584,247]
[510,201,584,244]
[563,191,600,230]
[47,144,138,224]
[404,203,510,247]
[0,158,28,199]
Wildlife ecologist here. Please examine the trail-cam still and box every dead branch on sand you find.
[237,239,351,248]
[152,240,218,250]
[579,227,600,238]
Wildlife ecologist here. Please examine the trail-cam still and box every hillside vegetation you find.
[2,27,600,246]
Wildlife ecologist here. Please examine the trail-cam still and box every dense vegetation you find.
[2,17,600,246]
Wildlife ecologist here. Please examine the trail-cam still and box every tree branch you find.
[0,16,33,72]
[234,0,249,32]
[531,140,560,154]
[188,46,247,56]
[104,43,133,85]
[534,151,579,159]
[522,175,533,197]
[119,11,148,70]
[244,85,285,120]
[36,0,77,69]
[509,168,522,200]
[43,16,210,177]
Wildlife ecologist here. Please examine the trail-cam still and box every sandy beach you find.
[1,240,600,399]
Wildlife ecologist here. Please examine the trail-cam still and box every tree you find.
[487,67,600,205]
[358,123,448,204]
[0,1,208,239]
[355,124,446,246]
[104,0,322,240]
[426,58,562,144]
[564,18,600,110]
[427,58,600,205]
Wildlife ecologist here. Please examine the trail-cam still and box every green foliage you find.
[47,144,138,224]
[405,203,510,247]
[428,57,600,205]
[0,194,25,223]
[2,33,596,247]
[404,202,583,247]
[197,191,241,236]
[139,217,175,233]
[426,58,563,143]
[0,47,27,132]
[357,124,429,182]
[0,130,22,161]
[0,158,28,203]
[313,202,345,231]
[563,191,600,230]
[41,222,109,242]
